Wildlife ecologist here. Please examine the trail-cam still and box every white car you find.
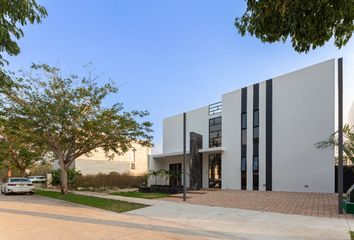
[28,176,46,183]
[1,178,34,195]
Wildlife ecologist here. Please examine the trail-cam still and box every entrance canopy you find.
[152,147,224,160]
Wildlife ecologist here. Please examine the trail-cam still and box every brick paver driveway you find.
[164,189,351,218]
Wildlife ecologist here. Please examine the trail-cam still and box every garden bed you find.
[111,191,170,199]
[138,185,183,194]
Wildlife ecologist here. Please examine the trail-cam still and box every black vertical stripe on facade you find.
[241,87,247,157]
[266,79,273,191]
[253,84,259,109]
[241,88,247,113]
[253,84,259,190]
[241,145,247,157]
[241,87,247,190]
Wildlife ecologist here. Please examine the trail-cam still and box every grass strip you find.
[35,189,148,213]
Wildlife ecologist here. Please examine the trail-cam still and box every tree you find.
[4,63,153,194]
[0,0,47,66]
[0,116,45,176]
[148,169,161,185]
[316,124,354,164]
[235,0,354,53]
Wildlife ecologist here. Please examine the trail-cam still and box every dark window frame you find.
[169,163,182,187]
[253,110,259,127]
[209,116,222,148]
[209,154,222,188]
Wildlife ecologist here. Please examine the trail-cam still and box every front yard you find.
[35,189,148,213]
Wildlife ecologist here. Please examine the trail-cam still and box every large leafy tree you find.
[0,0,47,66]
[235,0,354,53]
[4,64,153,194]
[0,116,45,176]
[316,124,354,164]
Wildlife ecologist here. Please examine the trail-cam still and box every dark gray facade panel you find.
[266,79,273,191]
[189,132,203,190]
[253,83,260,190]
[241,87,247,113]
[241,87,247,190]
[253,84,259,109]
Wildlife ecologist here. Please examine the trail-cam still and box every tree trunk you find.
[19,169,26,177]
[59,158,68,195]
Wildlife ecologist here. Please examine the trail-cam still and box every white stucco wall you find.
[163,114,184,153]
[272,59,335,193]
[221,89,241,189]
[74,159,130,175]
[349,102,354,126]
[258,81,267,191]
[163,106,214,153]
[53,144,150,176]
[246,85,254,190]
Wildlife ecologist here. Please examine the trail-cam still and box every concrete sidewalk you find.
[72,190,354,240]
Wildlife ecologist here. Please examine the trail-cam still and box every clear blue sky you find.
[6,0,354,153]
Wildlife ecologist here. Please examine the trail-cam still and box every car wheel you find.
[3,190,8,196]
[29,192,34,195]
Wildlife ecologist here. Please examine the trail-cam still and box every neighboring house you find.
[349,102,354,126]
[149,59,335,193]
[54,144,150,176]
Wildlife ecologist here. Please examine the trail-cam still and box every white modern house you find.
[149,59,336,193]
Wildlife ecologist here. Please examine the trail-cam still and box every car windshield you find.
[10,178,30,183]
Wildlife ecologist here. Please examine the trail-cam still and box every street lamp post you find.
[338,58,344,214]
[183,112,187,201]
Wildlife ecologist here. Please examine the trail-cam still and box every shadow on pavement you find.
[0,207,246,240]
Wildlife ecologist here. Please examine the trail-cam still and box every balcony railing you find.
[209,102,222,115]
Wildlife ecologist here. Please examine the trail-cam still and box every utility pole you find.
[338,57,344,214]
[183,112,187,201]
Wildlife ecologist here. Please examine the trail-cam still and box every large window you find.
[209,154,222,188]
[253,110,259,127]
[209,117,222,147]
[253,110,259,140]
[169,163,182,187]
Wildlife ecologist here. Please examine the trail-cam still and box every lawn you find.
[35,189,148,213]
[110,191,170,199]
[350,231,354,240]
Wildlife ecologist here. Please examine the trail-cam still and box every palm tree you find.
[316,124,354,164]
[159,169,172,186]
[147,170,161,186]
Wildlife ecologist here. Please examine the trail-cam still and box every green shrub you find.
[51,169,81,186]
[73,172,147,189]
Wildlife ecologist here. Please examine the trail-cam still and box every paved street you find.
[0,193,352,240]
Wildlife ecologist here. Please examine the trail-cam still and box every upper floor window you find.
[241,113,247,129]
[209,117,222,147]
[253,110,259,127]
[241,157,247,171]
[209,102,222,115]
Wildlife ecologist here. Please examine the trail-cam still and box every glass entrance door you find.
[209,154,221,188]
[169,163,182,187]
